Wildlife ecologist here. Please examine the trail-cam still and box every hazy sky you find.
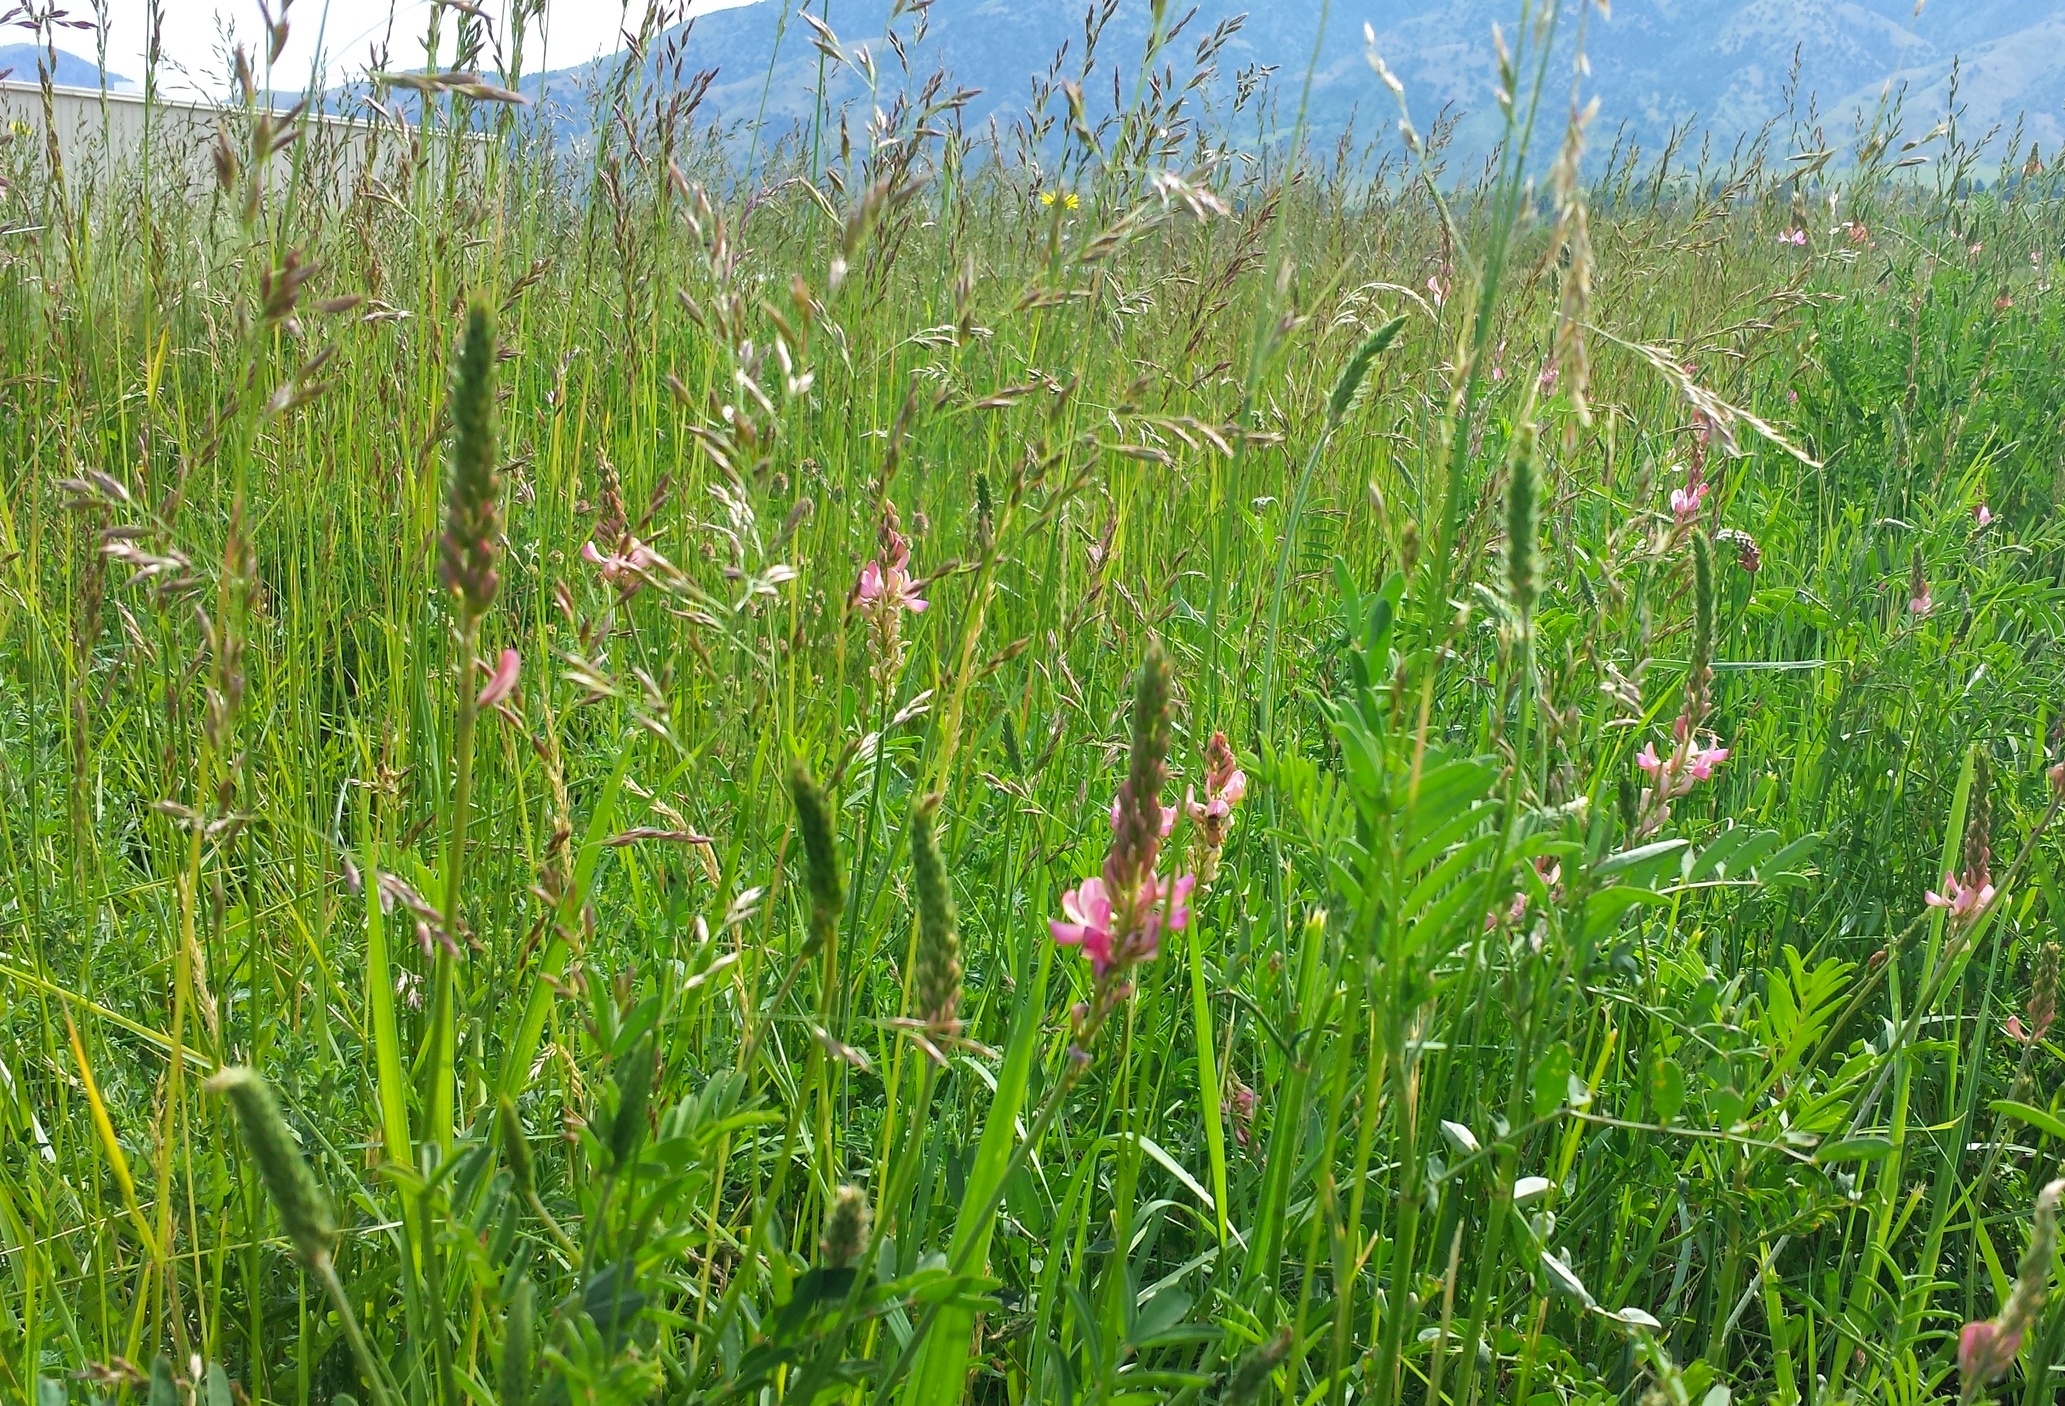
[83,0,762,93]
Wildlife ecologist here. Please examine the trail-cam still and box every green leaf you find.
[1815,1136,1894,1162]
[1992,1100,2065,1142]
[1127,1288,1194,1348]
[1125,1132,1217,1212]
[1710,1087,1746,1129]
[1532,1042,1572,1119]
[1647,1057,1686,1123]
[1540,1250,1596,1308]
[1594,838,1690,883]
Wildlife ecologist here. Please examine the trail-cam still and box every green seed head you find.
[440,301,502,620]
[1690,529,1714,715]
[1224,1327,1293,1404]
[910,793,962,1032]
[820,1184,871,1267]
[1110,639,1173,889]
[1618,773,1641,837]
[789,763,844,955]
[500,1275,534,1406]
[209,1067,336,1267]
[1506,421,1539,619]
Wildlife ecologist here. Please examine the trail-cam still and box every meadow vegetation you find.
[6,2,2065,1404]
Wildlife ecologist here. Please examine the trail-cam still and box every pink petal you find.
[1219,770,1247,805]
[581,541,606,565]
[904,591,929,614]
[1050,920,1086,947]
[1079,926,1114,974]
[1076,877,1113,928]
[476,648,521,708]
[857,561,884,601]
[1165,874,1196,932]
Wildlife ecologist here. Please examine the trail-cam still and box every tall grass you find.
[6,2,2065,1404]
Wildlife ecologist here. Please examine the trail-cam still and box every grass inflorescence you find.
[7,3,2065,1406]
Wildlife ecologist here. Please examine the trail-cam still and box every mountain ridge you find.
[524,0,2065,164]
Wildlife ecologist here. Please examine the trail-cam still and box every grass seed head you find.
[909,793,962,1034]
[497,1094,535,1195]
[208,1067,336,1267]
[820,1184,871,1267]
[500,1275,535,1406]
[1506,421,1538,619]
[1690,530,1714,718]
[1107,638,1173,899]
[789,762,844,955]
[440,301,503,621]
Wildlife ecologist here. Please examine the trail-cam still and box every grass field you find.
[7,2,2065,1404]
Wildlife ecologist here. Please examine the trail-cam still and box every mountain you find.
[527,0,2065,166]
[0,44,134,90]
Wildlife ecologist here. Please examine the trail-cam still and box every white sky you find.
[81,0,763,95]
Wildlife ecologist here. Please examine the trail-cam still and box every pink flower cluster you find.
[1638,738,1729,784]
[856,541,929,619]
[1669,480,1710,526]
[581,537,660,595]
[1632,716,1729,840]
[1050,870,1195,978]
[1185,732,1248,886]
[855,506,927,686]
[1925,872,1996,928]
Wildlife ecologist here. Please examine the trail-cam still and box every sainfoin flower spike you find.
[1052,641,1196,1015]
[1931,758,1996,931]
[1187,730,1248,886]
[855,503,927,688]
[1632,532,1730,839]
[1959,1179,2064,1404]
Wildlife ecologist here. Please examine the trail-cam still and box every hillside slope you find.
[529,0,2065,161]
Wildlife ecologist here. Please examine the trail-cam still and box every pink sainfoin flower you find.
[1226,1078,1258,1148]
[1051,643,1194,1038]
[581,537,660,595]
[1051,877,1117,974]
[1958,1180,2063,1405]
[1975,503,1995,528]
[1909,552,1933,618]
[1931,782,1997,932]
[1186,731,1248,887]
[1926,872,1996,925]
[1637,732,1729,801]
[2010,942,2060,1046]
[1669,479,1710,525]
[1779,227,1808,247]
[855,504,928,686]
[476,647,521,709]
